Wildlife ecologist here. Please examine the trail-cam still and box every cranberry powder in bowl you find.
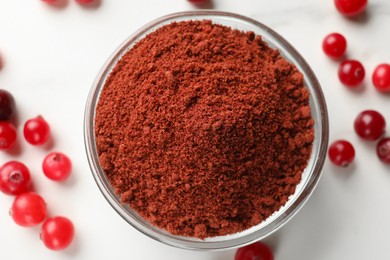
[85,11,328,250]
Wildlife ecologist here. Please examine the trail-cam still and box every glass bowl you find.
[84,10,329,251]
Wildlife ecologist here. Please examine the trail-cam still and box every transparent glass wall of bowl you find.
[84,11,329,251]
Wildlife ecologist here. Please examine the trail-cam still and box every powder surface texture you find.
[95,20,314,239]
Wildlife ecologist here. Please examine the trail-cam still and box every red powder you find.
[95,20,314,239]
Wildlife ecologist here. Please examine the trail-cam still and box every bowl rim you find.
[84,10,329,251]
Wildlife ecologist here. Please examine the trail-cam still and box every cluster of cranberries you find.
[328,110,389,166]
[323,1,390,92]
[324,2,389,167]
[322,32,390,92]
[0,89,74,251]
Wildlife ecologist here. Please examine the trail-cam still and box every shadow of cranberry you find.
[45,0,69,10]
[6,138,23,157]
[58,165,77,188]
[28,181,37,193]
[192,0,215,9]
[344,82,367,95]
[0,54,3,70]
[345,9,370,24]
[41,136,56,151]
[77,0,102,10]
[9,109,20,129]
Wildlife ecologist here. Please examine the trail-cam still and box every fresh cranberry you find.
[372,64,390,92]
[0,121,17,150]
[10,192,47,227]
[23,116,50,145]
[377,138,390,164]
[42,152,72,181]
[328,140,355,167]
[354,110,386,141]
[41,216,75,251]
[235,242,274,260]
[322,33,347,59]
[338,60,365,87]
[334,0,368,17]
[0,161,31,196]
[0,89,16,121]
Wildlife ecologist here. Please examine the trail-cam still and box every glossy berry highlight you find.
[354,110,386,141]
[334,0,368,17]
[235,242,274,260]
[0,161,31,196]
[23,116,50,145]
[42,152,72,181]
[338,60,365,87]
[10,192,47,227]
[372,64,390,92]
[0,121,17,150]
[322,33,347,59]
[41,216,75,251]
[328,140,355,167]
[0,89,16,121]
[377,137,390,164]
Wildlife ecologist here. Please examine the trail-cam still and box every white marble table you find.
[0,1,389,259]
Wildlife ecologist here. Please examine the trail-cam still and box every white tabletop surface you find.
[1,0,390,259]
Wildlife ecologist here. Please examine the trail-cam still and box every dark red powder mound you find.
[95,20,314,239]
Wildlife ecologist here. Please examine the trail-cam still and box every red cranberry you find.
[322,33,347,59]
[0,121,17,150]
[0,89,16,121]
[377,138,390,164]
[235,242,274,260]
[334,0,368,17]
[354,110,386,141]
[372,64,390,93]
[338,60,365,87]
[328,140,355,167]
